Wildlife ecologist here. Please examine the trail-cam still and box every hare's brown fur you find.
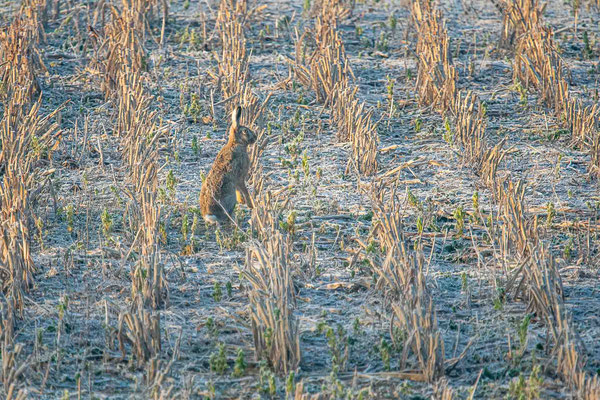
[200,106,256,223]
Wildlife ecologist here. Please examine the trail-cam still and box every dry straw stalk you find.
[244,232,300,375]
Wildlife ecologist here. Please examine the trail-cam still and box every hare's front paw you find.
[236,190,246,205]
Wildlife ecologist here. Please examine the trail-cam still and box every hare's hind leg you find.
[203,214,220,225]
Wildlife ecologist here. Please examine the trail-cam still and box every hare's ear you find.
[232,106,242,128]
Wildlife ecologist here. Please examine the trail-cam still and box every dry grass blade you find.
[0,179,33,315]
[433,378,454,400]
[117,297,161,367]
[19,0,47,37]
[129,189,166,309]
[0,293,14,346]
[496,179,536,259]
[505,243,563,323]
[411,0,457,113]
[292,2,379,175]
[114,67,167,309]
[243,90,271,180]
[503,0,600,175]
[452,91,487,165]
[0,342,29,399]
[145,357,176,398]
[0,95,61,314]
[591,131,600,178]
[411,2,506,189]
[365,183,419,298]
[0,16,44,103]
[216,0,269,119]
[243,229,300,375]
[516,244,600,397]
[497,185,600,398]
[565,98,598,148]
[90,0,156,99]
[216,0,250,107]
[330,83,379,175]
[97,0,170,310]
[498,0,546,48]
[367,182,444,383]
[479,138,508,194]
[391,275,445,383]
[513,30,568,112]
[293,28,352,105]
[249,176,280,240]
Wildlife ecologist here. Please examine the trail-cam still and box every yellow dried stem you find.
[0,17,44,102]
[565,98,598,147]
[117,297,161,367]
[1,342,29,399]
[292,10,378,175]
[91,1,149,99]
[114,68,167,309]
[504,0,600,179]
[411,0,457,113]
[244,230,300,375]
[369,183,444,383]
[0,96,60,314]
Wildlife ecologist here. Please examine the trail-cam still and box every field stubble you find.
[0,0,599,398]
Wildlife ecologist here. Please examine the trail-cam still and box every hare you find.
[200,106,256,224]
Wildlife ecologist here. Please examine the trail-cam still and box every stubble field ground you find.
[1,0,600,398]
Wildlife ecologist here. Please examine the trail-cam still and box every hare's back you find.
[205,147,237,190]
[200,148,237,219]
[210,145,250,179]
[211,147,237,175]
